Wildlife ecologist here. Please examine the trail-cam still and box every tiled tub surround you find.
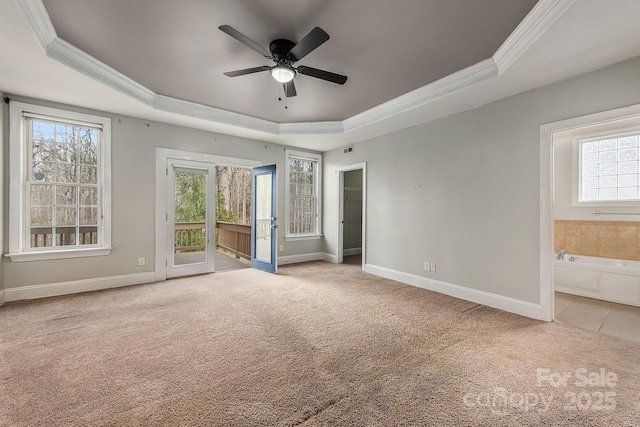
[554,220,640,261]
[555,220,640,307]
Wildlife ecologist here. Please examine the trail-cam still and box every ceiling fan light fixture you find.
[220,26,348,97]
[271,65,295,83]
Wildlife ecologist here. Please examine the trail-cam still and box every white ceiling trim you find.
[343,58,498,133]
[280,121,344,135]
[47,37,156,105]
[494,0,576,74]
[11,0,55,51]
[152,95,279,134]
[13,0,574,138]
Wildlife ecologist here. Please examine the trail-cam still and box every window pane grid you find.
[580,133,640,202]
[288,158,316,234]
[28,119,100,248]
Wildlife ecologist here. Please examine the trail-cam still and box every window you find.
[8,102,112,261]
[577,130,640,204]
[285,150,322,240]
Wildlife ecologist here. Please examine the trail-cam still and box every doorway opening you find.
[154,148,261,281]
[541,105,640,332]
[215,166,252,271]
[549,111,640,340]
[337,163,367,270]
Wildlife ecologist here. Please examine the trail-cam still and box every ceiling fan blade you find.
[283,80,297,97]
[289,27,329,61]
[219,25,272,58]
[297,66,347,85]
[223,66,270,77]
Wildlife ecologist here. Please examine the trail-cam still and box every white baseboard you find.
[322,253,338,264]
[0,289,5,306]
[364,264,544,320]
[343,247,362,256]
[278,252,324,265]
[278,252,337,266]
[4,272,157,302]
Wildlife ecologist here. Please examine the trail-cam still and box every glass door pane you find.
[173,169,207,266]
[166,160,216,278]
[252,165,277,273]
[255,173,272,262]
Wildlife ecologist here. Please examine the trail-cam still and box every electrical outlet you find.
[137,257,146,266]
[279,245,284,252]
[431,263,436,272]
[424,261,430,272]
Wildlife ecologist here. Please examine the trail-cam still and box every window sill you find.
[573,201,640,208]
[284,234,323,242]
[6,247,114,263]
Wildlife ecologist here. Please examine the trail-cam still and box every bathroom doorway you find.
[543,104,640,340]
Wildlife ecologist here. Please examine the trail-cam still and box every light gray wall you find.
[4,96,322,289]
[343,169,363,250]
[324,56,640,305]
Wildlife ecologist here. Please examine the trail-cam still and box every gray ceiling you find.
[41,0,537,123]
[4,1,640,151]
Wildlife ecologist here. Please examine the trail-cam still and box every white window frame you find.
[7,101,112,262]
[285,149,322,241]
[572,125,640,207]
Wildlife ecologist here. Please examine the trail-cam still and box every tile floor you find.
[555,292,640,343]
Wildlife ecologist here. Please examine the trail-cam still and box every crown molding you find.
[153,95,279,135]
[47,38,156,105]
[13,0,570,140]
[12,0,55,52]
[343,58,498,132]
[279,121,344,135]
[494,0,576,74]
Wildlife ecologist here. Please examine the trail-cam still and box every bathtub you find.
[555,254,640,307]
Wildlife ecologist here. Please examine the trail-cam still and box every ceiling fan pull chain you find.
[276,84,288,109]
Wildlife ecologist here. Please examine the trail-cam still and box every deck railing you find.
[174,222,206,253]
[31,226,98,248]
[255,219,272,241]
[173,221,251,260]
[30,222,252,261]
[216,221,251,260]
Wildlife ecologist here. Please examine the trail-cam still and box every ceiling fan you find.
[219,25,348,97]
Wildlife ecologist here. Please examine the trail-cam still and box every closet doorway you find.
[337,163,367,269]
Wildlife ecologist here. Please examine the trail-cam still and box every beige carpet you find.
[1,261,640,426]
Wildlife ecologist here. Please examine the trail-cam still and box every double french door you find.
[164,161,277,277]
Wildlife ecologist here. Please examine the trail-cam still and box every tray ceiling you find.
[3,1,640,151]
[41,0,537,123]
